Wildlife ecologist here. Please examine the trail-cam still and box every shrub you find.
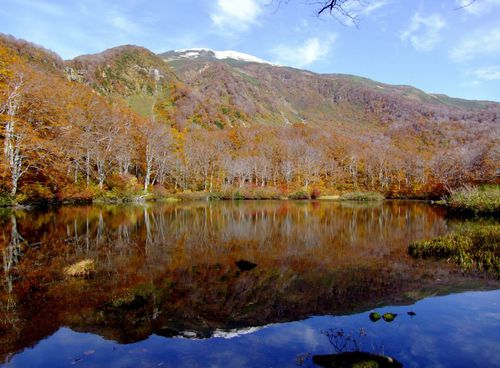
[234,191,245,200]
[149,185,172,200]
[93,186,145,204]
[217,187,237,200]
[59,183,99,203]
[208,192,222,200]
[17,182,56,204]
[447,186,500,216]
[93,189,121,203]
[289,190,310,200]
[240,187,281,200]
[0,192,13,207]
[214,186,282,200]
[339,192,384,201]
[311,188,321,199]
[175,191,209,201]
[106,173,128,189]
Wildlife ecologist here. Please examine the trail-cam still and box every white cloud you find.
[271,36,337,68]
[357,0,391,16]
[456,0,500,15]
[332,0,391,26]
[400,13,446,51]
[468,66,500,80]
[461,80,481,88]
[108,10,140,35]
[16,0,66,16]
[211,0,265,33]
[450,28,500,62]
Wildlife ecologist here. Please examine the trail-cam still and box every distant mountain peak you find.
[164,48,275,65]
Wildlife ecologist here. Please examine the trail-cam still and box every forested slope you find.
[0,34,498,204]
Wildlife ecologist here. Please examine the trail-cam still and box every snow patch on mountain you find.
[171,48,273,64]
[214,50,269,64]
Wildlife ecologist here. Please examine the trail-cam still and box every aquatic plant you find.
[409,223,499,277]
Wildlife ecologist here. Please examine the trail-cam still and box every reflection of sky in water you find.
[5,290,499,368]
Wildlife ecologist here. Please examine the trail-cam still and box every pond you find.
[0,200,498,367]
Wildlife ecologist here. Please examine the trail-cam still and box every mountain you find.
[66,46,260,128]
[1,34,498,202]
[0,35,150,199]
[63,45,499,132]
[159,48,499,129]
[162,48,274,64]
[66,45,186,119]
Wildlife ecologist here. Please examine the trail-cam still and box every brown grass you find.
[64,259,95,278]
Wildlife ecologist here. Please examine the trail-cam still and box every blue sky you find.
[1,0,499,101]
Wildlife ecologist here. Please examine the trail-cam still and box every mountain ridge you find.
[162,47,498,104]
[163,48,275,65]
[156,48,498,130]
[0,33,498,202]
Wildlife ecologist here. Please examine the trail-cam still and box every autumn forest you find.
[0,34,498,205]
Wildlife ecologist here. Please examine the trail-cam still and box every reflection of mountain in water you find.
[155,325,270,340]
[0,201,498,361]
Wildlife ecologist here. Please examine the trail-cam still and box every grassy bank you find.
[209,187,283,200]
[445,186,499,216]
[1,184,391,207]
[409,222,499,277]
[339,191,385,201]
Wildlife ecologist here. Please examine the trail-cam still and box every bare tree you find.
[279,0,480,22]
[2,72,30,196]
[142,121,173,192]
[316,0,358,18]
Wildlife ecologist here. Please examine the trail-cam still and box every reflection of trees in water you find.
[322,328,366,354]
[1,215,23,344]
[0,201,452,344]
[298,327,403,368]
[0,202,449,279]
[3,215,25,293]
[143,202,447,258]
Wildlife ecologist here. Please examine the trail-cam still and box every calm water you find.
[0,200,498,367]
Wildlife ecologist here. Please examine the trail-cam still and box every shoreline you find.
[0,195,436,210]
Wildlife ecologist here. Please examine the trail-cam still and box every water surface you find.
[0,201,498,367]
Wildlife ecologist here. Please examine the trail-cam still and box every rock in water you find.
[383,313,398,322]
[235,260,257,271]
[313,352,403,368]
